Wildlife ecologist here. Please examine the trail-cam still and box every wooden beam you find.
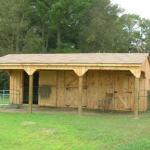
[130,68,141,78]
[74,67,88,77]
[29,75,33,113]
[134,77,140,119]
[78,76,83,115]
[24,67,36,76]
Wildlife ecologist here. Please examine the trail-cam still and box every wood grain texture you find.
[8,53,150,112]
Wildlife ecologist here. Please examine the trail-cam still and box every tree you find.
[48,0,90,50]
[120,14,143,52]
[142,19,150,52]
[0,0,150,54]
[0,0,44,54]
[79,0,127,52]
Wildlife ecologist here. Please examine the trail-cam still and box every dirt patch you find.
[22,121,36,126]
[41,128,56,135]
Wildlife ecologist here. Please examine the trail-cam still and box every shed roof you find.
[0,53,149,65]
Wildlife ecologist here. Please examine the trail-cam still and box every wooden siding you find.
[10,70,23,104]
[37,70,147,111]
[86,70,135,111]
[141,59,150,111]
[9,68,149,111]
[39,71,57,106]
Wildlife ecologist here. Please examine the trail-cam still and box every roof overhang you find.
[0,63,142,78]
[0,53,148,78]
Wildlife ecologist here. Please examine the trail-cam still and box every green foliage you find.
[23,30,43,53]
[0,0,150,54]
[79,0,125,52]
[0,0,42,53]
[143,20,150,51]
[120,14,144,52]
[0,72,9,90]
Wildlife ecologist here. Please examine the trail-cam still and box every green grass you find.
[0,96,9,105]
[0,111,150,150]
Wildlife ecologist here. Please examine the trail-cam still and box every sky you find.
[111,0,150,19]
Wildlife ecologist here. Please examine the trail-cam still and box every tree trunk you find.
[42,26,46,53]
[15,34,19,52]
[45,29,49,52]
[10,34,14,52]
[57,25,61,49]
[15,8,25,53]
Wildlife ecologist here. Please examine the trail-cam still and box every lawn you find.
[0,111,150,150]
[0,96,9,105]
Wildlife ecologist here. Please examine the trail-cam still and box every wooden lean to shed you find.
[0,53,149,115]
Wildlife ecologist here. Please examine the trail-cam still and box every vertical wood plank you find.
[39,71,57,106]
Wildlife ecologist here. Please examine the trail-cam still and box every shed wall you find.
[10,70,23,104]
[141,59,150,111]
[38,70,147,111]
[9,69,149,111]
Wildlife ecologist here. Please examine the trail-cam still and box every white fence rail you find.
[0,90,10,105]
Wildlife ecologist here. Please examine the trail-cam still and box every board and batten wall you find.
[38,70,148,111]
[141,59,150,111]
[9,70,23,104]
[9,69,149,111]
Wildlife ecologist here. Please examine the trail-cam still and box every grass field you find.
[0,111,150,150]
[0,96,10,105]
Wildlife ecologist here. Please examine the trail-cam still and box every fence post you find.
[2,90,4,104]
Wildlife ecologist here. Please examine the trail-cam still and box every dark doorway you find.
[23,71,39,104]
[0,71,10,90]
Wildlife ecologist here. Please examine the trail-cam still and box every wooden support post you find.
[134,77,140,119]
[29,75,33,113]
[78,76,83,115]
